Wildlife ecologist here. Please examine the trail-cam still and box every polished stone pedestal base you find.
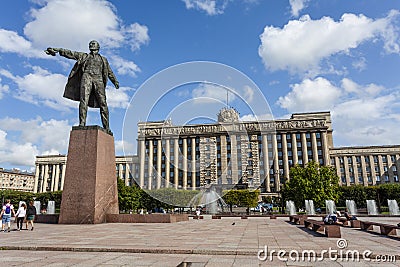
[59,126,119,224]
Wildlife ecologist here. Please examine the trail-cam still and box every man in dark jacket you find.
[45,40,119,133]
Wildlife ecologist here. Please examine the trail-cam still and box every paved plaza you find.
[0,216,399,266]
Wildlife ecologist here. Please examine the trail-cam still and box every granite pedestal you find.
[58,126,119,224]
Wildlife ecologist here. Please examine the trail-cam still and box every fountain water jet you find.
[286,200,296,215]
[325,200,336,214]
[305,200,315,215]
[189,187,228,215]
[366,200,378,215]
[345,200,357,215]
[388,199,399,215]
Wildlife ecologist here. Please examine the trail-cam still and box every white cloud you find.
[182,0,229,15]
[106,86,133,109]
[277,77,341,112]
[0,130,39,167]
[0,117,71,167]
[192,83,234,104]
[0,66,74,111]
[240,113,274,122]
[259,11,400,75]
[0,77,10,99]
[0,0,149,57]
[115,140,136,155]
[289,0,309,17]
[0,29,42,57]
[278,77,400,146]
[110,55,141,77]
[123,23,150,52]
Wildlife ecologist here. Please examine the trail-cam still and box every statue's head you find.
[89,40,100,52]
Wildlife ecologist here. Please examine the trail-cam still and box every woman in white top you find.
[15,203,27,231]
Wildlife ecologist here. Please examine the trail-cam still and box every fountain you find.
[189,187,228,215]
[305,200,315,215]
[388,199,400,215]
[366,200,378,215]
[286,200,297,215]
[47,200,55,214]
[346,200,357,215]
[34,201,41,215]
[325,200,336,214]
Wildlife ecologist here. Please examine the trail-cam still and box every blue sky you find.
[0,0,399,171]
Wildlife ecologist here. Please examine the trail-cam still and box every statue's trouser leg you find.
[94,83,109,131]
[79,76,93,126]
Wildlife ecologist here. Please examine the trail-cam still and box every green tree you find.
[117,178,141,213]
[282,161,340,209]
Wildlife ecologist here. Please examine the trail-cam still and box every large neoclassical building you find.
[34,109,400,195]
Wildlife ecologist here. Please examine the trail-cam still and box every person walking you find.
[15,203,27,231]
[26,201,37,231]
[1,199,16,232]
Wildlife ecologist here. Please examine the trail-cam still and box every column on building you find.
[360,156,368,186]
[34,165,40,193]
[352,156,359,185]
[220,135,227,184]
[148,141,153,189]
[334,157,341,185]
[281,133,289,181]
[231,134,238,184]
[291,133,298,165]
[54,164,60,191]
[272,133,279,191]
[50,164,56,192]
[261,134,270,192]
[311,132,318,162]
[42,164,49,192]
[301,132,308,165]
[174,138,179,189]
[369,155,377,185]
[118,163,123,181]
[126,162,131,186]
[139,139,145,188]
[321,132,330,165]
[396,154,400,182]
[191,137,196,190]
[157,139,162,189]
[378,155,384,182]
[387,155,394,183]
[343,156,350,186]
[165,139,170,187]
[183,138,188,190]
[60,164,66,190]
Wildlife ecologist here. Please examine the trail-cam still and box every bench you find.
[303,219,341,238]
[289,215,307,225]
[359,221,400,236]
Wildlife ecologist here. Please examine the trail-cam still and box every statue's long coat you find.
[59,49,118,108]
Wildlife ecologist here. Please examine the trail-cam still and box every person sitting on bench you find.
[344,208,357,220]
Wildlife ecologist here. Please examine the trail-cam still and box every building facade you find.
[0,168,35,192]
[330,146,400,186]
[137,109,333,194]
[34,154,139,193]
[33,110,400,194]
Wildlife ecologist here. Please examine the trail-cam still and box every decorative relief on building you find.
[139,119,327,137]
[218,107,239,123]
[199,137,217,186]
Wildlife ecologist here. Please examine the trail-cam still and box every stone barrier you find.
[105,214,189,223]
